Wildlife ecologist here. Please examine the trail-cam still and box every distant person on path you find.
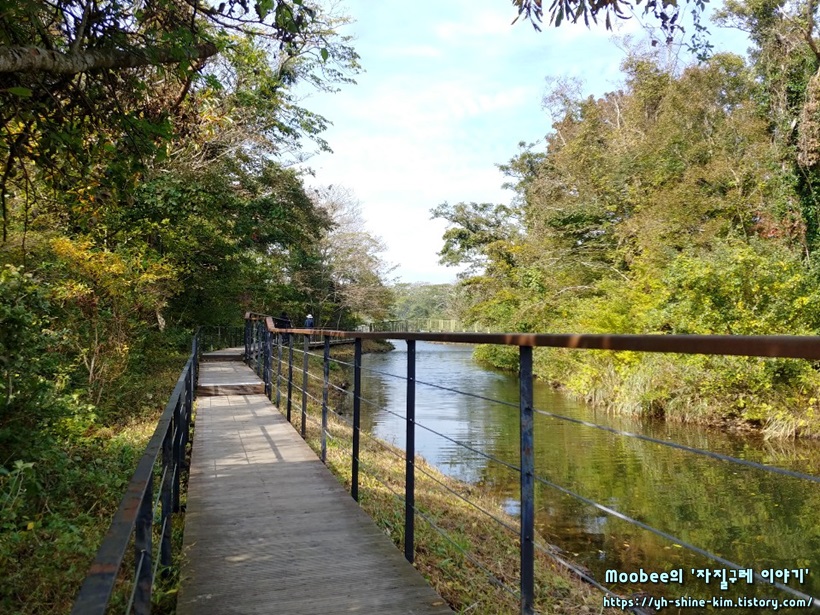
[304,314,314,328]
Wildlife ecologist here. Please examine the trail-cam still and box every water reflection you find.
[342,341,820,610]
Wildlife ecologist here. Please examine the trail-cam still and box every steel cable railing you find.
[352,364,652,606]
[532,470,817,604]
[353,426,604,609]
[414,463,520,536]
[531,407,820,486]
[260,329,567,611]
[347,358,659,612]
[245,313,820,614]
[354,452,521,601]
[282,344,651,614]
[413,420,523,475]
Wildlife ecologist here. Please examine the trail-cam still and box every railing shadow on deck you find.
[245,311,820,615]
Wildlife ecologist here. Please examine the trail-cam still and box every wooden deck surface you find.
[197,359,265,396]
[178,361,452,614]
[201,347,245,362]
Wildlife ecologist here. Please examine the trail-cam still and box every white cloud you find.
[383,44,442,58]
[433,11,518,42]
[295,0,749,283]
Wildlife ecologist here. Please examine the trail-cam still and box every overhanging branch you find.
[0,42,218,74]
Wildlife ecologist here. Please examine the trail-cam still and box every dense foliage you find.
[0,1,393,611]
[389,282,460,321]
[435,1,820,436]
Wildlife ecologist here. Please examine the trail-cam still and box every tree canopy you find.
[511,0,711,49]
[435,9,820,434]
[0,8,389,605]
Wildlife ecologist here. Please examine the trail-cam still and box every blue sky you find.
[297,1,750,284]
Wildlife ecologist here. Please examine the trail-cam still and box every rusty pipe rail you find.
[253,321,820,362]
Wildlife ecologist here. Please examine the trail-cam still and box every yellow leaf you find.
[26,521,35,531]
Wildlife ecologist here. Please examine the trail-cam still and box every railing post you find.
[322,336,330,463]
[405,339,416,564]
[519,345,535,615]
[264,328,272,399]
[193,332,199,383]
[182,366,191,470]
[172,395,182,512]
[275,333,283,407]
[258,322,264,378]
[256,321,263,378]
[244,317,251,364]
[301,334,309,437]
[286,335,294,423]
[352,337,362,502]
[160,425,173,573]
[134,478,153,614]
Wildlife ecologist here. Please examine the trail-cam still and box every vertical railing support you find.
[258,322,264,378]
[134,479,153,614]
[301,334,309,437]
[352,337,362,502]
[256,321,263,378]
[519,345,535,615]
[182,366,191,471]
[275,333,283,408]
[172,395,182,512]
[244,317,251,364]
[286,335,294,423]
[263,328,272,399]
[322,335,330,463]
[160,426,173,573]
[404,339,416,564]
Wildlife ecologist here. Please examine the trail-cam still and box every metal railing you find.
[244,312,820,614]
[71,332,199,615]
[365,318,493,333]
[200,324,245,352]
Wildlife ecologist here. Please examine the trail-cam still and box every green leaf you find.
[320,48,329,61]
[7,87,32,98]
[256,0,274,19]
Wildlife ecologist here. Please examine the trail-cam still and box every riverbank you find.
[472,343,820,439]
[297,347,617,614]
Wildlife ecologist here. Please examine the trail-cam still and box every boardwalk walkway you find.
[178,356,452,614]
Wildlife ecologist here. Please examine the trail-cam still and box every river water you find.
[340,341,820,610]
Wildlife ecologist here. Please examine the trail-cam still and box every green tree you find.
[439,49,820,432]
[390,283,457,320]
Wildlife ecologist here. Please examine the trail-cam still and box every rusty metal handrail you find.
[261,326,820,360]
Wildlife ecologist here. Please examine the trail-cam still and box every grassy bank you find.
[473,343,820,439]
[0,331,191,614]
[290,344,615,615]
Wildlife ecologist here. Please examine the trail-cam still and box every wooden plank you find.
[179,374,452,615]
[202,347,244,362]
[197,361,264,396]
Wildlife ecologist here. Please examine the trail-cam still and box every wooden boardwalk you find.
[178,358,452,614]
